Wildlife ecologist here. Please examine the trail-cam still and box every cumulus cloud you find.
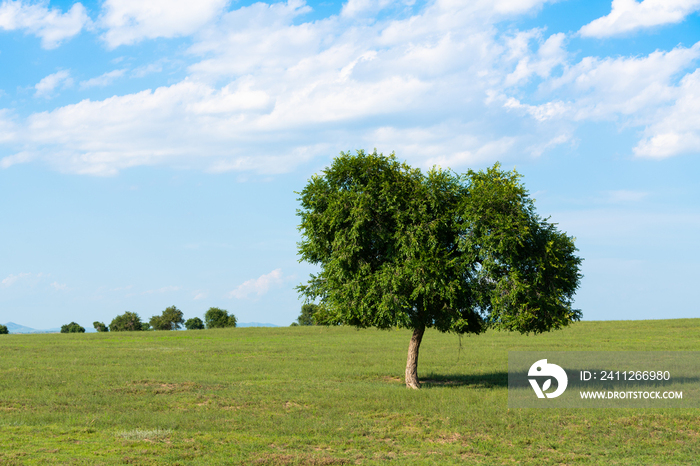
[228,269,284,299]
[341,0,399,18]
[579,0,700,38]
[634,69,700,158]
[525,42,700,121]
[1,0,699,175]
[0,0,89,48]
[503,31,567,87]
[34,70,73,98]
[100,0,230,48]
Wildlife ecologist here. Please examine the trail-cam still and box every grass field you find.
[1,319,699,465]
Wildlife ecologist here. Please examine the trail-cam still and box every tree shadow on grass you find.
[417,369,700,391]
[419,372,509,389]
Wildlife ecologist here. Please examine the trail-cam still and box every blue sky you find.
[1,0,699,329]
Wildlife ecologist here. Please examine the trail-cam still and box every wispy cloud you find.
[1,272,31,287]
[605,190,649,203]
[228,269,284,299]
[132,62,163,78]
[34,70,73,98]
[80,69,127,89]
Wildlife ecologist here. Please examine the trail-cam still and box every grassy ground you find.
[0,319,699,465]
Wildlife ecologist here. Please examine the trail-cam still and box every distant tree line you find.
[57,306,237,333]
[290,304,335,326]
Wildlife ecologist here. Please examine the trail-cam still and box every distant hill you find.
[237,322,278,328]
[3,322,61,334]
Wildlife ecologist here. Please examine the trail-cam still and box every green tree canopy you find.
[204,307,237,329]
[0,324,8,335]
[296,150,582,388]
[185,317,205,330]
[61,322,85,333]
[150,306,185,331]
[93,321,109,332]
[110,312,144,332]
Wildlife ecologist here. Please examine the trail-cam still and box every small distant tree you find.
[93,321,109,332]
[61,322,85,333]
[109,312,144,332]
[185,317,205,330]
[296,303,335,326]
[142,322,152,331]
[290,322,299,327]
[297,304,318,325]
[204,307,237,329]
[150,305,185,331]
[0,324,8,334]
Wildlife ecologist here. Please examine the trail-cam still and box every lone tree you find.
[297,150,582,389]
[61,322,85,333]
[150,305,185,331]
[204,307,237,329]
[0,324,8,335]
[110,312,144,332]
[185,317,205,330]
[93,321,109,332]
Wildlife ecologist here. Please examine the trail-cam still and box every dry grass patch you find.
[117,380,199,395]
[253,453,349,465]
[117,428,172,441]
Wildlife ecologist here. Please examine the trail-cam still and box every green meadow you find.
[1,319,699,465]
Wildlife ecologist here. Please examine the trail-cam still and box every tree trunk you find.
[405,324,425,389]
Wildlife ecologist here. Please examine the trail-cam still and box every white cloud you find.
[1,272,31,287]
[504,32,567,87]
[500,41,700,126]
[34,70,73,98]
[50,281,67,290]
[341,0,398,18]
[193,292,207,300]
[228,269,284,299]
[132,62,163,78]
[2,0,699,176]
[634,69,700,158]
[579,0,700,38]
[0,109,17,144]
[100,0,230,48]
[0,0,89,49]
[502,96,570,121]
[80,69,127,89]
